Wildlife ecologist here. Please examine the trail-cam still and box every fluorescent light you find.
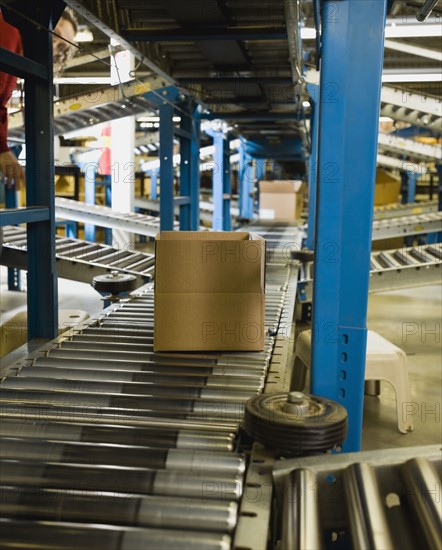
[302,100,310,108]
[54,77,112,85]
[301,28,316,39]
[75,28,94,42]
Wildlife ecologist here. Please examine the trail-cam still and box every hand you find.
[0,150,25,190]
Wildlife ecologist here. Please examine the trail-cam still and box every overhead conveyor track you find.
[0,225,155,286]
[0,223,301,550]
[298,243,442,302]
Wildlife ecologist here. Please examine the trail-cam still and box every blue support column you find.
[239,139,254,220]
[84,163,97,242]
[311,0,387,452]
[255,158,265,214]
[103,174,112,245]
[150,170,159,200]
[210,130,231,231]
[430,164,442,242]
[305,83,319,250]
[401,170,418,204]
[190,106,201,230]
[159,103,174,231]
[5,187,21,291]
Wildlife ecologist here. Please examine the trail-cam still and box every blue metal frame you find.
[401,170,418,204]
[159,101,175,231]
[4,187,21,291]
[238,138,254,220]
[305,83,319,250]
[208,129,231,231]
[311,0,387,452]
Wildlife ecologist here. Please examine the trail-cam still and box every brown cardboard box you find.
[374,169,401,206]
[259,180,305,221]
[154,231,266,352]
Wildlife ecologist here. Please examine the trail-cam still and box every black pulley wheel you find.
[243,391,347,456]
[92,271,138,294]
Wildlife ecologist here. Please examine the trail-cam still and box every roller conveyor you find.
[55,197,179,237]
[0,225,154,285]
[372,211,442,240]
[274,445,442,550]
[0,224,301,548]
[373,200,438,220]
[298,243,442,302]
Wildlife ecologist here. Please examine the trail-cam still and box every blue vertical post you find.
[239,138,254,220]
[190,106,201,230]
[212,131,225,231]
[159,103,174,231]
[84,163,96,241]
[5,187,21,291]
[255,158,265,214]
[311,0,387,452]
[431,164,442,242]
[150,170,158,200]
[223,135,231,231]
[23,1,60,339]
[103,174,112,245]
[401,170,418,204]
[305,83,319,250]
[179,105,192,231]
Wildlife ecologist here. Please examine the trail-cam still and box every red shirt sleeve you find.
[0,12,23,153]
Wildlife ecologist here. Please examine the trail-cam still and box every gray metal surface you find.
[373,200,438,220]
[0,222,300,549]
[299,242,442,302]
[274,445,441,550]
[55,197,177,237]
[0,225,154,286]
[371,211,442,240]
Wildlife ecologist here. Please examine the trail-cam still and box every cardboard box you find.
[374,169,401,206]
[154,231,266,352]
[259,180,305,221]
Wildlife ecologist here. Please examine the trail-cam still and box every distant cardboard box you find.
[259,180,305,221]
[154,231,266,352]
[374,168,401,206]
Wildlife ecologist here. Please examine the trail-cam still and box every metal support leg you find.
[190,106,201,231]
[179,100,200,231]
[150,170,158,200]
[5,187,21,291]
[84,164,96,242]
[159,103,174,231]
[401,170,418,204]
[305,83,319,250]
[103,175,112,244]
[211,130,231,231]
[22,1,61,340]
[311,0,387,452]
[239,139,254,220]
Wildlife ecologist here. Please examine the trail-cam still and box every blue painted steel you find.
[5,187,20,291]
[190,105,201,231]
[150,170,159,200]
[159,102,175,231]
[0,207,50,226]
[255,158,265,215]
[401,170,418,204]
[311,0,387,452]
[179,104,192,231]
[209,129,231,231]
[238,139,254,220]
[22,1,60,340]
[305,83,319,250]
[84,163,96,241]
[0,46,48,80]
[103,175,112,245]
[244,138,304,160]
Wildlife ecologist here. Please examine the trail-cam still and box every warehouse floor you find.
[1,266,440,451]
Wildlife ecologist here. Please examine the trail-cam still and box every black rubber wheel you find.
[92,272,138,294]
[243,392,347,456]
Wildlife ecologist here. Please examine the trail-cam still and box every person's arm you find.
[0,12,24,189]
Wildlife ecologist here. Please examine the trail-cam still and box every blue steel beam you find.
[123,26,288,42]
[305,83,319,250]
[238,139,254,220]
[311,0,387,452]
[0,46,48,80]
[208,129,231,231]
[190,105,201,231]
[0,207,50,226]
[401,170,419,204]
[159,102,175,231]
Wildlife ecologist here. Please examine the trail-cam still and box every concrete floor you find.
[363,284,441,450]
[1,266,440,451]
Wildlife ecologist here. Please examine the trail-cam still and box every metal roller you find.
[0,486,238,533]
[0,437,246,474]
[281,469,323,550]
[1,376,257,401]
[16,366,264,389]
[0,419,236,451]
[0,519,231,550]
[343,462,394,550]
[0,460,243,501]
[400,457,442,550]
